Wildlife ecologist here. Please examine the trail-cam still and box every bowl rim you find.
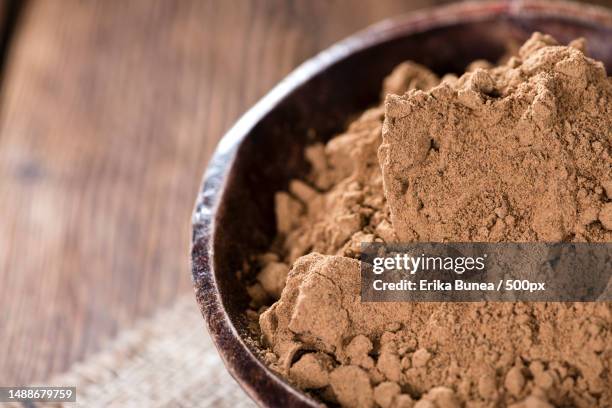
[191,1,612,406]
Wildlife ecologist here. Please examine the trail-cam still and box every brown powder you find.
[380,32,611,243]
[250,33,612,407]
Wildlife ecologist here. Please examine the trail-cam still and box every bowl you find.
[191,1,612,406]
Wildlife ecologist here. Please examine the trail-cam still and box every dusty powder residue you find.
[249,34,611,407]
[379,32,611,243]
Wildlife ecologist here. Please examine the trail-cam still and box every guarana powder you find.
[247,33,612,407]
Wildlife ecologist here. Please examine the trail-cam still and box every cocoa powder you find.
[248,33,611,407]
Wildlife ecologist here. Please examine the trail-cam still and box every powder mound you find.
[380,33,612,242]
[259,255,612,407]
[266,62,439,266]
[252,33,612,407]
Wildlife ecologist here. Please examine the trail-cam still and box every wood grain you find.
[0,0,462,385]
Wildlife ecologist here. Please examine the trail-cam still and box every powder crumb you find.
[375,219,397,242]
[346,334,375,368]
[393,394,415,408]
[256,261,289,299]
[411,348,431,368]
[382,61,440,97]
[377,348,402,382]
[330,365,374,408]
[509,395,554,408]
[602,178,612,198]
[289,352,334,389]
[246,282,268,307]
[274,192,303,234]
[505,366,526,396]
[305,143,330,188]
[418,386,460,408]
[250,33,611,408]
[413,401,434,408]
[599,202,612,230]
[477,371,498,400]
[374,381,401,408]
[466,59,494,72]
[256,251,279,264]
[568,37,587,53]
[289,179,319,203]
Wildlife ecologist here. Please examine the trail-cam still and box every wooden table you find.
[0,0,609,386]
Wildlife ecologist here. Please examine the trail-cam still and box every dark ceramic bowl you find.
[191,1,612,406]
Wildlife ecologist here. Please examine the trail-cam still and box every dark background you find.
[0,0,610,385]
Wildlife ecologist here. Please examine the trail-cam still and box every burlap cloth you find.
[33,296,256,407]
